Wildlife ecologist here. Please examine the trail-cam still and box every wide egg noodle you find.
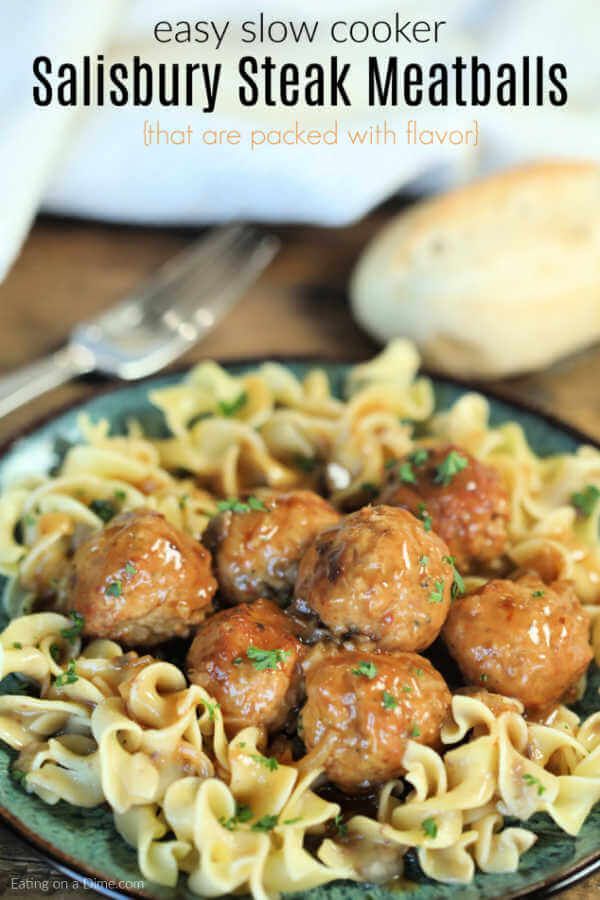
[19,734,104,807]
[167,733,353,900]
[114,803,192,888]
[364,695,600,884]
[149,340,433,503]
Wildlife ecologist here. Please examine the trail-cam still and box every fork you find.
[0,225,279,419]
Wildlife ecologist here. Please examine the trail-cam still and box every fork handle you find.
[0,345,95,420]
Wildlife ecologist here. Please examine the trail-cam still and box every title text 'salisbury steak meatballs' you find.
[379,444,509,574]
[65,508,217,646]
[186,598,303,736]
[301,650,451,792]
[294,505,454,651]
[443,574,592,713]
[204,489,340,605]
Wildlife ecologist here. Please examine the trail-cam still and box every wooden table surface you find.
[1,212,600,899]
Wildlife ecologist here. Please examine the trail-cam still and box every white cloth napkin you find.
[1,0,599,282]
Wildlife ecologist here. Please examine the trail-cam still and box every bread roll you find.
[350,161,600,379]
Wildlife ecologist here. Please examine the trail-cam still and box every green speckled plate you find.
[1,361,599,900]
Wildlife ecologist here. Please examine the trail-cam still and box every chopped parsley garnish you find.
[382,691,398,710]
[114,489,127,501]
[105,580,122,598]
[481,674,489,683]
[410,723,421,738]
[402,684,412,693]
[522,773,546,796]
[235,804,253,823]
[385,458,398,470]
[90,499,117,523]
[251,754,279,771]
[124,561,137,576]
[398,462,416,484]
[55,659,78,687]
[49,644,60,662]
[295,455,317,473]
[428,580,445,604]
[442,555,465,598]
[246,646,291,671]
[251,814,279,833]
[217,498,250,513]
[414,667,425,678]
[12,768,27,785]
[334,814,348,838]
[421,817,438,838]
[233,656,243,666]
[351,660,377,679]
[434,450,468,486]
[178,494,189,510]
[218,392,248,417]
[217,496,268,514]
[205,701,219,722]
[532,589,545,598]
[571,485,600,517]
[220,803,253,830]
[12,642,22,650]
[410,449,429,467]
[417,503,432,532]
[247,496,268,511]
[419,555,429,569]
[22,513,37,528]
[60,611,85,642]
[283,817,302,825]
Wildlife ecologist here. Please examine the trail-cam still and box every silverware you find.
[0,225,279,419]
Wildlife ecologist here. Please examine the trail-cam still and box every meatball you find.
[301,650,451,792]
[65,509,216,646]
[379,444,509,573]
[204,490,340,605]
[443,575,592,713]
[186,598,303,736]
[294,505,454,651]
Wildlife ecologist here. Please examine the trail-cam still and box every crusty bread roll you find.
[351,161,600,379]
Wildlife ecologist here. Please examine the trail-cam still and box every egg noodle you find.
[0,341,600,898]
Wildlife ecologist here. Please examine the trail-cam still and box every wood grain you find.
[0,212,599,899]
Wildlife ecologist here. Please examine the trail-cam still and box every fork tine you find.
[155,226,280,329]
[74,225,280,378]
[90,225,279,334]
[146,224,260,289]
[129,225,277,321]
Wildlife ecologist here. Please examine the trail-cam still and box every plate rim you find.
[1,355,599,900]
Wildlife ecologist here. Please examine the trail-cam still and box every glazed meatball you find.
[379,444,509,573]
[204,490,340,605]
[187,598,303,735]
[294,505,454,651]
[443,575,592,713]
[65,509,216,646]
[301,650,451,792]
